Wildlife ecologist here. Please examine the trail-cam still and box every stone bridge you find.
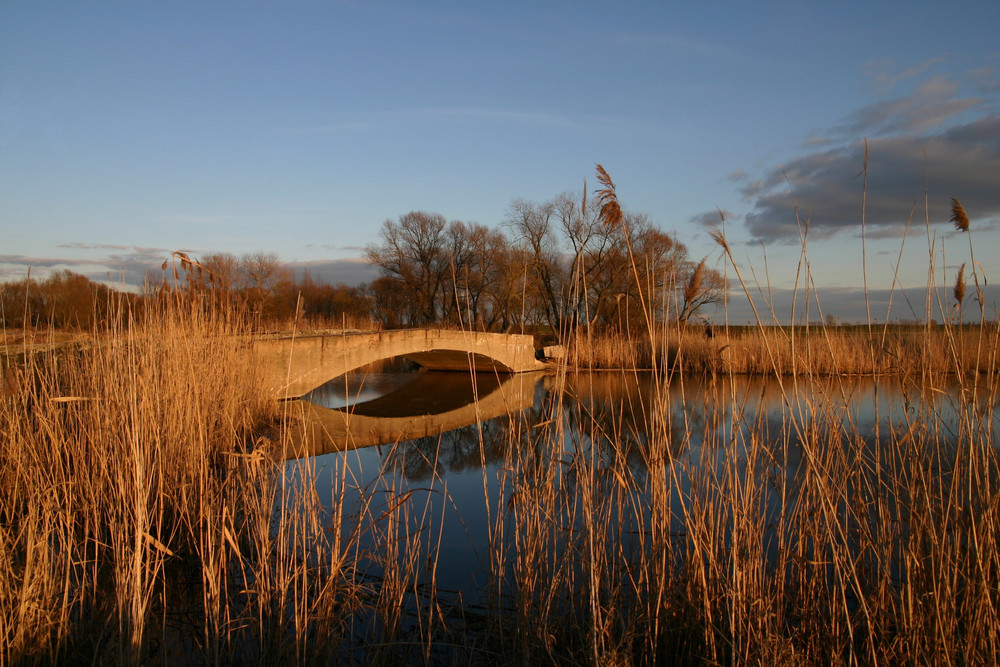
[254,329,547,398]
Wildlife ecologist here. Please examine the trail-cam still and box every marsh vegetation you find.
[1,168,997,664]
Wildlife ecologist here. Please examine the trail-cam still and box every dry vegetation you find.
[568,323,999,377]
[2,184,998,664]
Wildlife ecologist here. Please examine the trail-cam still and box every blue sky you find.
[3,1,999,322]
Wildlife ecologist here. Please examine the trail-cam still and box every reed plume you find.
[954,262,966,305]
[684,258,706,306]
[950,197,970,232]
[594,164,623,229]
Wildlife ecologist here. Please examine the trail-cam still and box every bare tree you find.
[201,252,239,292]
[238,252,284,294]
[366,211,450,325]
[677,257,726,323]
[505,198,564,332]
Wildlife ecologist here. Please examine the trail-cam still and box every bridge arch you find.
[253,329,545,398]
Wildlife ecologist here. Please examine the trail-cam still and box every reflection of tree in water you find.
[379,373,704,482]
[561,373,692,470]
[382,416,515,481]
[372,372,926,488]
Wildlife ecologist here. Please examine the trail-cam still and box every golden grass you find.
[3,303,999,664]
[1,190,998,663]
[568,323,999,377]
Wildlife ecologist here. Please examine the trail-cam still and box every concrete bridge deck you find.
[254,328,546,398]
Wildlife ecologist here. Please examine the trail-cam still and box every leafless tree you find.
[366,212,450,325]
[505,198,564,332]
[677,257,726,323]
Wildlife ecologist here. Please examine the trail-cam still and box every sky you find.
[2,1,999,323]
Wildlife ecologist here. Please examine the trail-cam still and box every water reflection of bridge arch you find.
[287,371,543,458]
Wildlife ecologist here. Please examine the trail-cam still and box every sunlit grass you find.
[2,196,998,664]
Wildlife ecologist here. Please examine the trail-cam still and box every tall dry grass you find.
[0,297,371,663]
[481,179,999,663]
[569,324,999,377]
[2,187,998,664]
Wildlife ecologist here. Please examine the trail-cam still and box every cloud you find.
[689,209,734,227]
[58,242,132,251]
[715,283,1000,325]
[305,243,367,252]
[836,75,983,137]
[969,66,1000,94]
[609,30,740,61]
[286,258,379,285]
[2,251,379,290]
[862,57,947,95]
[742,113,1000,243]
[0,247,177,289]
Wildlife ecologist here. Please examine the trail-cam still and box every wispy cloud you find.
[288,106,615,135]
[862,57,947,95]
[969,65,1000,95]
[609,30,740,61]
[285,120,375,135]
[286,258,378,285]
[58,242,131,251]
[57,243,169,255]
[154,213,238,227]
[835,75,983,137]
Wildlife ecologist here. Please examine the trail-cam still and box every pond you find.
[278,361,987,623]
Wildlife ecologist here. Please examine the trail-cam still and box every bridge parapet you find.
[254,328,545,398]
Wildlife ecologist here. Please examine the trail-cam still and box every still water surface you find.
[281,362,980,606]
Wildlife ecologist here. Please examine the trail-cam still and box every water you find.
[283,365,991,611]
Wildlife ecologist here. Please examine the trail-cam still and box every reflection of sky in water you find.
[304,358,422,409]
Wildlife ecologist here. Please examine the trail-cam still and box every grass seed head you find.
[950,197,970,232]
[594,164,623,229]
[954,262,966,305]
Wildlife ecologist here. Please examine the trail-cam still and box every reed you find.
[568,324,998,377]
[1,181,997,664]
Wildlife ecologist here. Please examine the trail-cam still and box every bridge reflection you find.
[285,371,544,458]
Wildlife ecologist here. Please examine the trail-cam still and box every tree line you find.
[366,189,724,333]
[3,177,724,332]
[0,255,372,330]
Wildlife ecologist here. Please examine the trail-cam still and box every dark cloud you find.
[689,208,734,227]
[743,113,1000,243]
[287,258,379,285]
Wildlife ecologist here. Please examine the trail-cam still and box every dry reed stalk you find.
[3,173,998,665]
